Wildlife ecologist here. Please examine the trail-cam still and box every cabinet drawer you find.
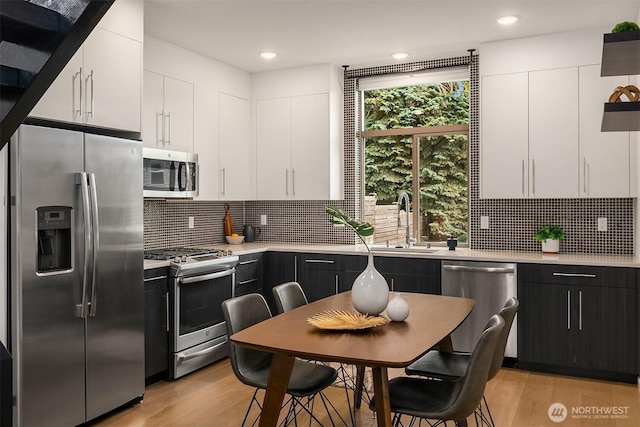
[144,267,169,285]
[235,279,262,296]
[518,263,636,288]
[236,253,263,282]
[299,253,342,271]
[374,256,440,277]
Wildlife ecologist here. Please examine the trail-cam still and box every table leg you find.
[437,335,454,352]
[258,353,295,427]
[354,365,365,409]
[371,367,392,427]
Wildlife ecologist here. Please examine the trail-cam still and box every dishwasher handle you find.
[442,264,515,274]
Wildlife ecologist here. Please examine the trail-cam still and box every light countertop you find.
[144,242,640,269]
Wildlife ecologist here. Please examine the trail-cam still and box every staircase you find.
[0,0,114,146]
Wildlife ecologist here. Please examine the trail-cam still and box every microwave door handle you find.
[88,172,100,316]
[76,172,91,318]
[178,162,185,191]
[186,162,192,192]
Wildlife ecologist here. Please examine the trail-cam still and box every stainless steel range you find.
[145,247,239,379]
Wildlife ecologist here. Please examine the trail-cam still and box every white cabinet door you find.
[29,49,83,123]
[579,65,630,197]
[219,93,251,200]
[480,73,529,198]
[291,93,330,199]
[256,98,291,199]
[162,76,194,152]
[142,70,164,148]
[83,28,141,132]
[529,68,579,198]
[29,29,141,132]
[142,73,194,152]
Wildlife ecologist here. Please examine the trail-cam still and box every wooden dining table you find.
[230,291,475,427]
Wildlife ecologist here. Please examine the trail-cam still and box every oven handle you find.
[178,269,234,285]
[176,339,228,362]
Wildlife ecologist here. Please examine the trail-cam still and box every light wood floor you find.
[91,360,640,427]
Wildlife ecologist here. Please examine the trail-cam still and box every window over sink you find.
[360,68,469,245]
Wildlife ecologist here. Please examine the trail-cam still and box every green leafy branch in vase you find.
[325,205,375,251]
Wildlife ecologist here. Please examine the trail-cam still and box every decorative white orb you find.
[386,293,410,322]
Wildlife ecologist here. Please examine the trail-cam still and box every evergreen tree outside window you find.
[362,79,469,244]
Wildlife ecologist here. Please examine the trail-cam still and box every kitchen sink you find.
[370,245,445,254]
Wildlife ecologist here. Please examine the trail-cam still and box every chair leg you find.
[481,395,495,427]
[242,388,261,427]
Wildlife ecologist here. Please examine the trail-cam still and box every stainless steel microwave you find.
[143,148,198,198]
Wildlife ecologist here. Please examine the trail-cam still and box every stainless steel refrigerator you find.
[9,124,144,426]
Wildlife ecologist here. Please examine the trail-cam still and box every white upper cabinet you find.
[29,1,142,132]
[291,93,332,199]
[253,64,343,200]
[481,73,529,198]
[142,70,194,152]
[219,93,251,200]
[143,35,252,201]
[529,68,579,198]
[578,65,630,198]
[480,27,632,199]
[256,97,292,199]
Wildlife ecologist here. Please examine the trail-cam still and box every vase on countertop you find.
[351,252,389,316]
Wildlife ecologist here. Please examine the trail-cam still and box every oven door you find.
[174,268,234,353]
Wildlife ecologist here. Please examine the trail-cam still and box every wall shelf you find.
[600,31,640,76]
[600,30,639,131]
[601,102,640,132]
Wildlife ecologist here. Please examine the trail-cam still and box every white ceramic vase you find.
[351,253,389,316]
[541,239,559,254]
[386,293,410,322]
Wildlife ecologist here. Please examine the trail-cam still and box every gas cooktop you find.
[144,247,226,261]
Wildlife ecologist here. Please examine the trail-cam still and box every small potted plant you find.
[534,224,565,254]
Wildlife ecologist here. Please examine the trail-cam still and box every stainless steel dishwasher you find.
[441,260,517,358]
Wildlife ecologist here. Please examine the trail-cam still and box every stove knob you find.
[182,255,187,263]
[173,256,181,263]
[227,250,233,256]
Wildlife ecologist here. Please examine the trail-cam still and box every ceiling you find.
[144,0,640,74]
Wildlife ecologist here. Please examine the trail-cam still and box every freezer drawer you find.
[441,260,517,358]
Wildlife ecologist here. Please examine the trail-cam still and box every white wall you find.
[1,144,6,345]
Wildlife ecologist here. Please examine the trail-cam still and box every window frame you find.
[360,121,470,246]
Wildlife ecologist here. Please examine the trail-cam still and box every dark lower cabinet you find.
[518,263,638,383]
[263,252,298,312]
[144,267,169,384]
[235,253,264,297]
[343,254,441,295]
[298,253,343,302]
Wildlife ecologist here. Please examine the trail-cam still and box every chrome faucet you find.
[397,191,416,247]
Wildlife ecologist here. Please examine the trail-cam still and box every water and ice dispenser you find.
[37,206,72,273]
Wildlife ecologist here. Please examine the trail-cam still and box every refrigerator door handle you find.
[88,172,100,316]
[76,172,91,318]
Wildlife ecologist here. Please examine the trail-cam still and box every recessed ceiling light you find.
[496,15,518,25]
[260,52,276,59]
[391,52,408,60]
